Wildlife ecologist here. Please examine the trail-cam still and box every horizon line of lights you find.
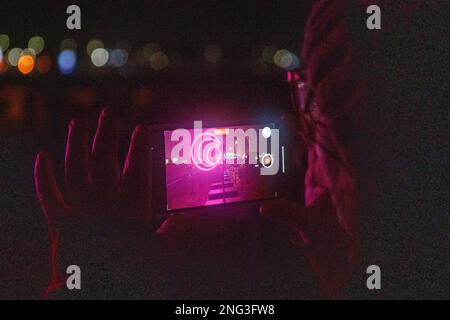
[0,33,301,77]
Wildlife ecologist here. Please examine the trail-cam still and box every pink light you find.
[287,70,301,83]
[191,132,222,171]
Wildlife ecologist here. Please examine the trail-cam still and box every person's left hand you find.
[35,108,177,298]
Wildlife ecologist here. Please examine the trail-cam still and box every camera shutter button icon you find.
[261,153,273,168]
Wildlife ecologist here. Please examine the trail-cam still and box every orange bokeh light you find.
[18,55,35,74]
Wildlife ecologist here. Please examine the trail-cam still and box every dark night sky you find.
[1,0,313,58]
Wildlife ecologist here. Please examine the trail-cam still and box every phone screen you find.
[163,124,283,211]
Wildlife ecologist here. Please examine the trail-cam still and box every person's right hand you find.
[260,190,358,298]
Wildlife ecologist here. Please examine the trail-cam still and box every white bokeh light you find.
[91,48,109,67]
[7,48,23,66]
[274,49,293,69]
[262,126,272,139]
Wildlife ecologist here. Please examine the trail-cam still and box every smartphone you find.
[152,121,286,213]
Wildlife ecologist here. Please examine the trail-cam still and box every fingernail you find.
[69,117,87,133]
[36,151,51,172]
[101,107,116,121]
[37,150,49,162]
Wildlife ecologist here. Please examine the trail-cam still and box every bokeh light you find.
[58,50,77,75]
[109,49,128,67]
[18,55,35,75]
[23,48,36,59]
[86,39,104,55]
[0,34,10,51]
[273,49,291,68]
[143,43,161,60]
[273,49,299,69]
[204,44,223,63]
[7,48,23,66]
[90,48,109,67]
[287,53,300,70]
[0,49,3,64]
[36,55,52,74]
[150,52,169,71]
[28,36,45,54]
[60,38,77,51]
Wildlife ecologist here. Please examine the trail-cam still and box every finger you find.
[34,151,67,220]
[259,199,307,230]
[90,108,119,189]
[121,125,152,221]
[65,117,89,203]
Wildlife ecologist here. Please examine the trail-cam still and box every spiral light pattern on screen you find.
[191,133,222,171]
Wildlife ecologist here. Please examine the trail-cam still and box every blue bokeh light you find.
[286,54,300,70]
[57,50,77,75]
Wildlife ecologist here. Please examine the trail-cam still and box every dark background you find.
[2,0,310,59]
[0,0,314,299]
[1,0,447,300]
